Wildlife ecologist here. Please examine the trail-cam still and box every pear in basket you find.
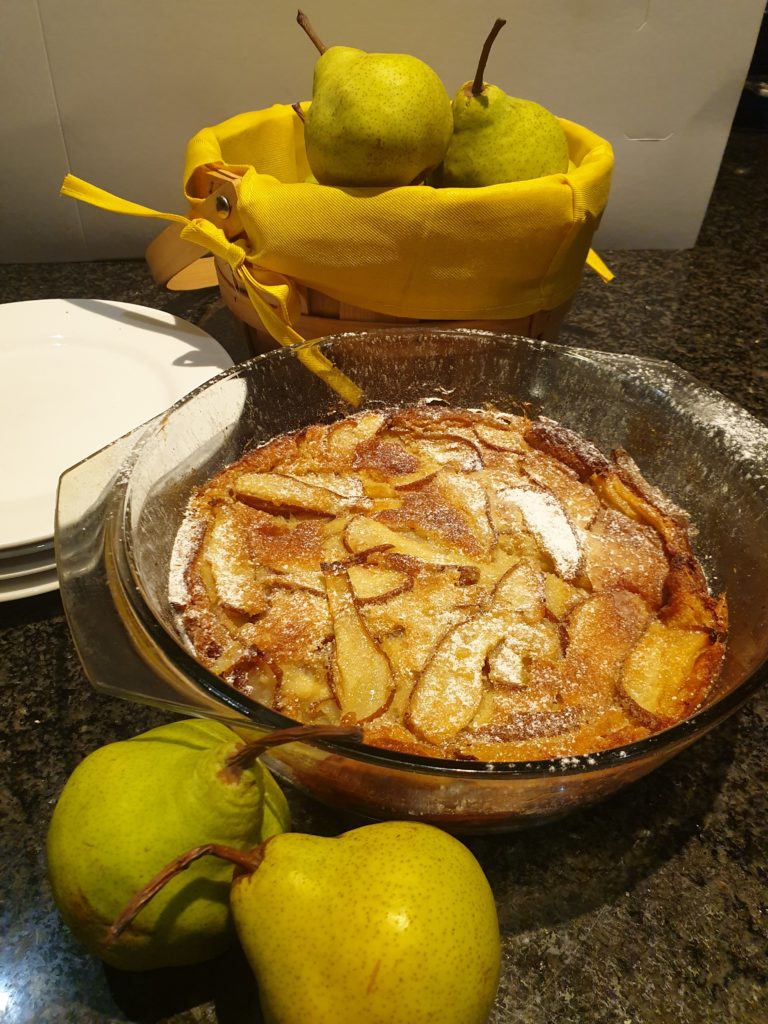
[297,11,452,188]
[433,19,569,187]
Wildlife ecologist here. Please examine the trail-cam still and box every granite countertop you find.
[2,128,766,1024]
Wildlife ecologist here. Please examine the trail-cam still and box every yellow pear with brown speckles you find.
[297,11,452,187]
[432,19,569,188]
[232,821,501,1024]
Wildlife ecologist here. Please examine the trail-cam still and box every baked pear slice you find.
[204,507,271,616]
[324,410,386,465]
[407,563,544,745]
[562,589,651,706]
[590,463,727,725]
[323,563,395,722]
[406,615,502,746]
[473,421,527,453]
[620,622,719,727]
[491,485,582,581]
[236,473,370,517]
[620,563,727,727]
[346,564,412,605]
[343,514,472,569]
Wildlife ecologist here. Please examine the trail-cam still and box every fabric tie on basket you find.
[59,175,364,403]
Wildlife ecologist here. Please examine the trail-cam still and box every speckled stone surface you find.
[1,128,766,1024]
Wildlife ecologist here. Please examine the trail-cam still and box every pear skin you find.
[231,821,501,1024]
[433,18,569,187]
[437,82,569,187]
[304,46,453,187]
[46,719,290,971]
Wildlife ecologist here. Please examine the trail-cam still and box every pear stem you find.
[106,843,269,945]
[291,101,306,123]
[297,10,327,55]
[221,723,363,781]
[472,18,507,97]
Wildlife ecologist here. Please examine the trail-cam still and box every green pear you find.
[434,19,569,187]
[233,822,501,1023]
[297,11,452,187]
[111,820,501,1022]
[47,719,306,971]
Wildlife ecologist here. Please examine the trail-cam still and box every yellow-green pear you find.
[109,820,501,1022]
[46,718,294,971]
[434,19,569,187]
[297,11,452,187]
[232,822,500,1023]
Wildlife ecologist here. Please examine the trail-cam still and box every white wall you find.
[1,0,763,262]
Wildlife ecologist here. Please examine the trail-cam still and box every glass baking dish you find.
[56,329,768,832]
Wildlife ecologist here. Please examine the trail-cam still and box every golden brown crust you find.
[170,405,727,761]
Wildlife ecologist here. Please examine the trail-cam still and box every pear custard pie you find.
[169,405,727,762]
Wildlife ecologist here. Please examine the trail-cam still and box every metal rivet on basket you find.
[215,194,231,218]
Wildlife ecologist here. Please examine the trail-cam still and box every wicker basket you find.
[146,167,576,358]
[215,257,573,357]
[57,101,611,359]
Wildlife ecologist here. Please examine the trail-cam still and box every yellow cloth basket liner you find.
[61,103,613,400]
[181,103,614,319]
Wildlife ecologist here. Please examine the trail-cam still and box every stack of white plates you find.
[0,537,59,601]
[0,298,233,602]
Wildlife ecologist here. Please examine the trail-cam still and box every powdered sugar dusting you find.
[297,472,365,499]
[168,513,206,607]
[205,511,261,610]
[495,485,582,580]
[488,638,524,688]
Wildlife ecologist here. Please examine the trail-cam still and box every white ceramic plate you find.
[0,537,53,563]
[0,564,59,602]
[0,548,56,580]
[0,299,233,552]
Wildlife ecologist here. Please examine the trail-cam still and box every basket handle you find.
[145,178,242,291]
[145,223,217,290]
